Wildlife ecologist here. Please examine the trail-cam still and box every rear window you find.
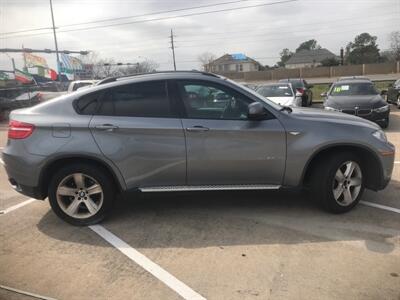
[330,82,379,96]
[257,85,293,97]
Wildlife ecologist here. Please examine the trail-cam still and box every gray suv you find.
[2,72,395,225]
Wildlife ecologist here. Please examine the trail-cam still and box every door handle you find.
[186,126,210,132]
[95,124,119,131]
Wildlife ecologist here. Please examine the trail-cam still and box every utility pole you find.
[49,0,61,82]
[170,29,176,71]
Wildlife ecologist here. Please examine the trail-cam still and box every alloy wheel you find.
[332,161,362,206]
[56,173,104,219]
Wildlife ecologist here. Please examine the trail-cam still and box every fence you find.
[218,61,400,82]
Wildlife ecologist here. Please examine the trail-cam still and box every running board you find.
[139,184,281,192]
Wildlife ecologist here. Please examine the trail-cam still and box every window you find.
[257,84,293,97]
[178,81,254,120]
[98,81,173,117]
[75,92,101,115]
[330,82,379,96]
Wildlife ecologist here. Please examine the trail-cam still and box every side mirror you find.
[380,90,387,96]
[248,102,267,120]
[320,92,327,98]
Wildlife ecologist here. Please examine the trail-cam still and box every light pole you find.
[49,0,61,82]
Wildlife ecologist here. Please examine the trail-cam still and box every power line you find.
[1,0,297,38]
[0,0,256,36]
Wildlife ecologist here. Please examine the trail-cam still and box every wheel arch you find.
[38,154,126,199]
[301,144,383,191]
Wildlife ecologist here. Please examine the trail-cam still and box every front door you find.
[176,80,286,186]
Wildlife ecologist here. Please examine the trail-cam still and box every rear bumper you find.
[1,149,45,200]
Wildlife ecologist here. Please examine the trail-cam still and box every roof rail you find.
[95,70,220,86]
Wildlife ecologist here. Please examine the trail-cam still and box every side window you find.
[178,81,253,120]
[98,81,172,117]
[75,92,101,115]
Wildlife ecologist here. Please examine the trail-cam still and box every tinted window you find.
[330,82,379,96]
[178,81,254,120]
[75,92,101,115]
[257,85,293,97]
[98,81,172,117]
[73,82,93,91]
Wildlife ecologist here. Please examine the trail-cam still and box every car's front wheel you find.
[311,153,364,213]
[48,163,115,226]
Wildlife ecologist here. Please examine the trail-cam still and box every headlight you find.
[373,105,389,113]
[324,106,341,112]
[372,130,387,143]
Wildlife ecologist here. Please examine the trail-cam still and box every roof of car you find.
[96,71,222,85]
[333,79,374,85]
[337,76,371,81]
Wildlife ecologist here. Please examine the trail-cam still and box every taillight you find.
[8,120,35,139]
[296,88,305,94]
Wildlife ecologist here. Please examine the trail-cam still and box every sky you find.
[0,0,399,73]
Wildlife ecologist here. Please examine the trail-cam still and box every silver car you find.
[1,71,395,225]
[256,83,302,107]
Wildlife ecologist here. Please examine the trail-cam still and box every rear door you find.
[89,80,186,189]
[176,79,286,186]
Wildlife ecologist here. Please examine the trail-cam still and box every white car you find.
[256,83,302,107]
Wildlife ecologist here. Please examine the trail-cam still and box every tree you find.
[389,31,400,61]
[277,48,293,67]
[320,57,340,66]
[296,39,321,53]
[345,33,381,64]
[197,52,217,71]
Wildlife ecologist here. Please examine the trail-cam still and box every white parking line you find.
[395,161,400,164]
[0,198,36,214]
[89,225,207,300]
[360,201,400,214]
[0,157,3,165]
[0,284,57,300]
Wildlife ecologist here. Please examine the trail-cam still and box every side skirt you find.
[139,184,281,192]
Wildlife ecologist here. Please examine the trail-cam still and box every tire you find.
[380,118,389,129]
[48,163,115,226]
[310,152,364,214]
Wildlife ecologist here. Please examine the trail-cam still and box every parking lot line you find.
[0,284,57,300]
[0,198,36,214]
[395,161,400,164]
[0,157,3,165]
[360,201,400,214]
[89,225,207,300]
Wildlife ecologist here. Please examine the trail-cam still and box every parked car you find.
[38,80,99,101]
[256,83,302,107]
[386,79,400,109]
[2,71,395,225]
[323,80,390,128]
[278,78,313,106]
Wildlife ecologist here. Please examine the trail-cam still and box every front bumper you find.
[341,109,390,126]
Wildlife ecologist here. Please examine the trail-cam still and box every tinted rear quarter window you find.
[98,80,173,117]
[75,92,101,115]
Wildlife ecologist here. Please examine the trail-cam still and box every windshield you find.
[330,82,379,96]
[257,85,293,97]
[226,78,282,110]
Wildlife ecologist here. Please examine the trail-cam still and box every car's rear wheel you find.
[48,164,115,226]
[310,153,364,213]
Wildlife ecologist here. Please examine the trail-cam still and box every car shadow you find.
[37,181,400,254]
